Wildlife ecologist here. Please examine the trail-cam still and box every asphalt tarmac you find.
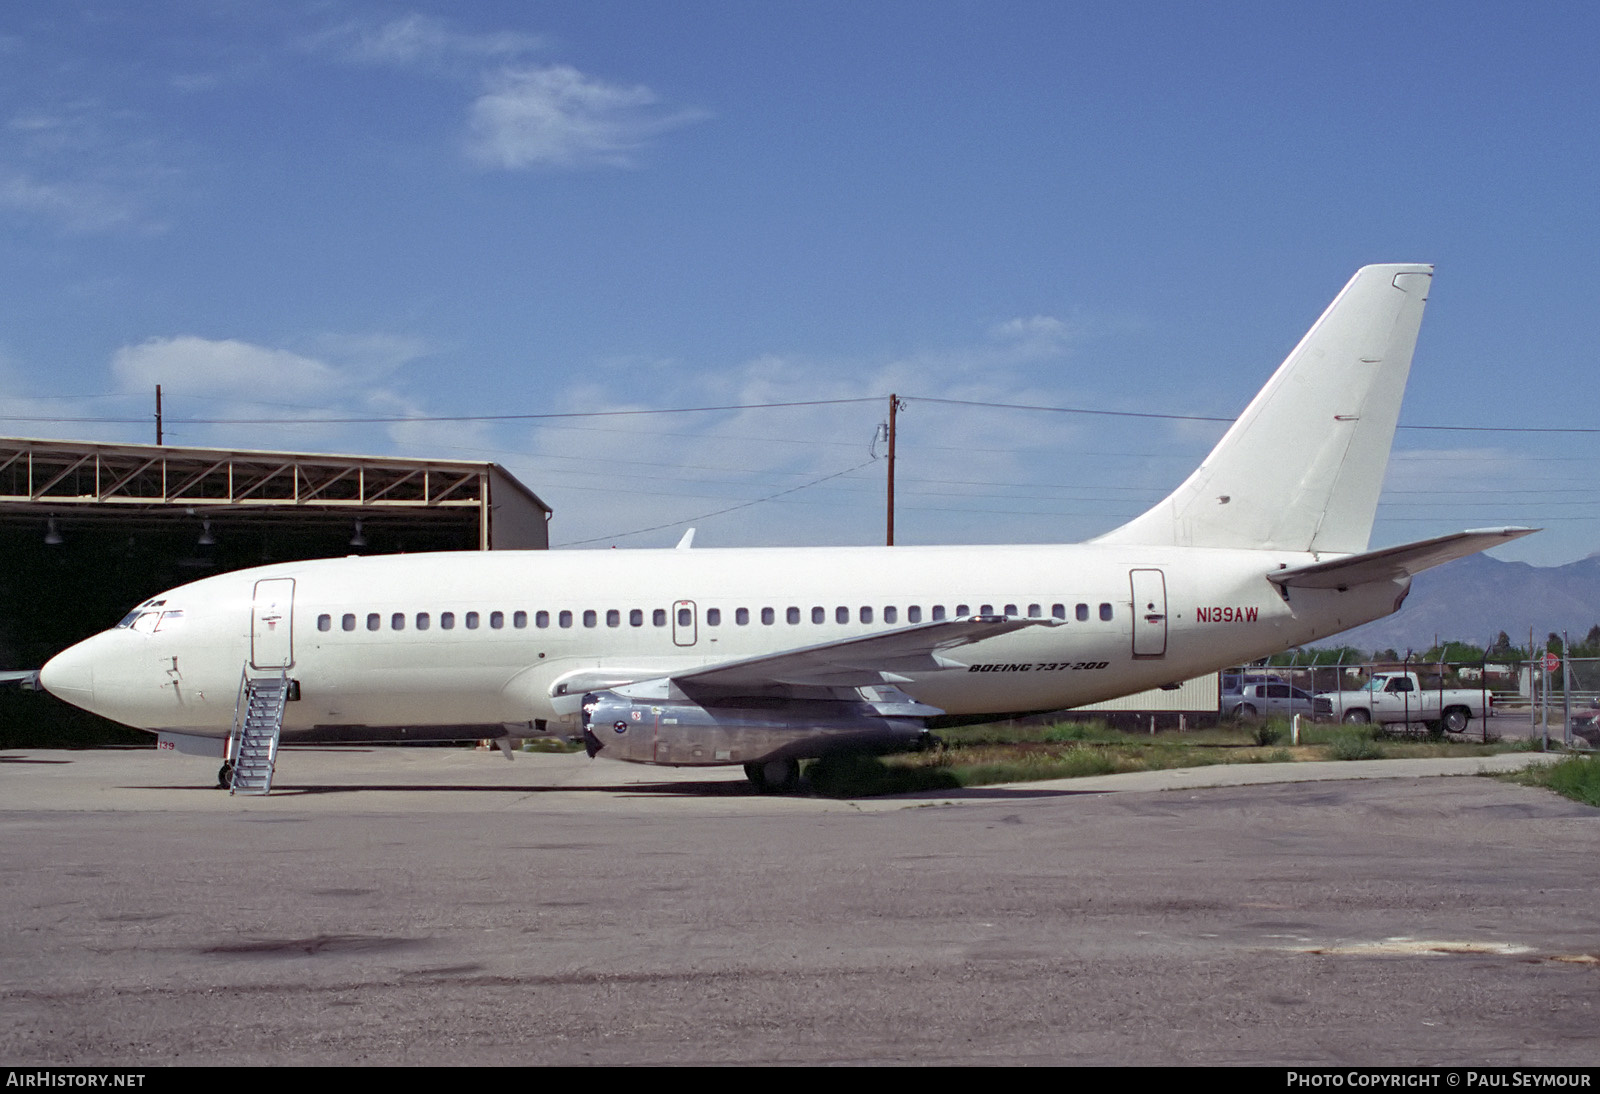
[1,746,1595,1066]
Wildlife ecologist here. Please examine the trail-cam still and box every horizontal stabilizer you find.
[0,670,39,689]
[1267,527,1539,591]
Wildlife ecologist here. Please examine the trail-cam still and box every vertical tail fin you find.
[1094,263,1433,554]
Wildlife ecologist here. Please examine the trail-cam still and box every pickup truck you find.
[1313,672,1492,733]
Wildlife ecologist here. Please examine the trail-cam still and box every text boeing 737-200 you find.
[38,265,1534,793]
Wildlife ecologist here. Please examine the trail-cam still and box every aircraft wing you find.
[671,615,1050,693]
[1267,527,1538,591]
[0,670,38,689]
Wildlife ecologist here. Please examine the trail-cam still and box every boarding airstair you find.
[227,669,288,796]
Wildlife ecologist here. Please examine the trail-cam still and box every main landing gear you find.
[744,758,802,794]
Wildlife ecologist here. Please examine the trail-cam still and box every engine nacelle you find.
[580,691,927,767]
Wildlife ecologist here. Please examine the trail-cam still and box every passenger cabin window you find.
[630,609,644,627]
[317,614,331,632]
[606,609,620,628]
[1099,603,1113,621]
[736,608,749,626]
[884,606,896,624]
[416,613,430,631]
[441,612,455,630]
[1051,604,1065,620]
[391,613,405,631]
[514,611,527,628]
[835,606,848,624]
[980,604,993,616]
[491,611,505,630]
[956,604,969,618]
[908,606,921,623]
[931,605,945,621]
[653,609,667,627]
[787,607,801,625]
[583,610,597,628]
[466,612,480,629]
[707,608,721,626]
[761,607,775,625]
[678,607,692,627]
[343,613,356,631]
[367,613,380,631]
[860,606,873,624]
[811,606,825,624]
[1076,603,1089,622]
[536,611,549,628]
[1004,604,1017,617]
[558,611,572,628]
[1027,604,1040,618]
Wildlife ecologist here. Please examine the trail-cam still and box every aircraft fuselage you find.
[40,542,1404,753]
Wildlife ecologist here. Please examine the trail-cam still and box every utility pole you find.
[155,385,163,445]
[885,394,901,546]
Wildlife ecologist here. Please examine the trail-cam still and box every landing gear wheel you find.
[744,758,801,794]
[217,762,234,790]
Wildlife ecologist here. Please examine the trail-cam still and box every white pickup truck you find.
[1313,672,1492,734]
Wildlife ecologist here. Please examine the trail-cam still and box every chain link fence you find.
[1227,654,1600,746]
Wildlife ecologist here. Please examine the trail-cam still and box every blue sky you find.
[2,1,1595,563]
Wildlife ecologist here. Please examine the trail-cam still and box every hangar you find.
[0,436,551,741]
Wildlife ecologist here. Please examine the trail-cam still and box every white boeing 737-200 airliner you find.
[39,265,1533,792]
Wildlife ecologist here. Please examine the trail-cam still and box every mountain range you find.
[1332,552,1600,654]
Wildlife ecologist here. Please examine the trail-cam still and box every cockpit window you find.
[131,612,160,634]
[116,610,142,628]
[153,611,184,632]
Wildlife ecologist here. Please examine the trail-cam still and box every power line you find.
[3,392,1598,433]
[0,397,877,427]
[554,459,879,547]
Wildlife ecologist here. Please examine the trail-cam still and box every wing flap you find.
[1268,527,1538,590]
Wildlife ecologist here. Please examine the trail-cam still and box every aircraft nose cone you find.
[40,641,95,707]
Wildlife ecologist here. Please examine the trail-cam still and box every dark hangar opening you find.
[0,437,551,747]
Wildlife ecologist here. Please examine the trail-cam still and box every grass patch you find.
[1507,755,1600,807]
[1327,731,1386,761]
[520,738,585,754]
[1251,722,1286,746]
[798,717,1537,796]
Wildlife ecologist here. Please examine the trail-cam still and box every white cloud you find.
[102,333,495,454]
[467,65,702,170]
[311,14,702,172]
[517,319,1104,548]
[342,14,543,68]
[112,337,341,396]
[0,170,143,234]
[1,103,173,234]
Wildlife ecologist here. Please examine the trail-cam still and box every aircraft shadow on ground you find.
[125,780,1103,800]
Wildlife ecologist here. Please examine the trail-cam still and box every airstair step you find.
[229,669,288,797]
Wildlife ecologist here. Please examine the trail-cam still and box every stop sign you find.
[1544,652,1560,672]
